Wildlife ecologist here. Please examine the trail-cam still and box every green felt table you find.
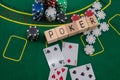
[0,0,120,80]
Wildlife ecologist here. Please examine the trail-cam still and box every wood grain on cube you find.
[86,15,99,29]
[66,22,79,37]
[55,25,69,40]
[44,29,58,44]
[75,18,89,33]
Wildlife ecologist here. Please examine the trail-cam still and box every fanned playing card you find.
[48,67,68,80]
[62,42,79,66]
[69,63,96,80]
[43,44,66,69]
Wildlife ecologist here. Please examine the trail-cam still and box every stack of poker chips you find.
[27,26,39,41]
[47,0,56,7]
[32,2,44,21]
[57,11,67,23]
[56,0,67,12]
[45,7,57,22]
[32,0,68,23]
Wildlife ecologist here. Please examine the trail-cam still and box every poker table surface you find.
[0,0,120,80]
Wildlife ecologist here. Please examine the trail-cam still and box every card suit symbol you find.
[54,47,58,51]
[86,66,90,70]
[46,50,50,54]
[67,59,71,63]
[69,45,72,49]
[57,71,61,75]
[51,74,55,79]
[54,68,57,71]
[52,63,55,67]
[75,78,79,80]
[61,68,65,72]
[59,76,63,80]
[89,74,93,78]
[80,72,85,76]
[72,70,76,74]
[59,60,63,64]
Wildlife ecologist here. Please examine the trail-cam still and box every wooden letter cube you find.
[66,22,79,37]
[75,18,89,33]
[86,15,99,29]
[55,25,69,40]
[44,29,58,44]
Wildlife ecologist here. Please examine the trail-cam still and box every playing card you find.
[69,63,96,80]
[43,44,66,69]
[48,67,68,80]
[62,42,79,66]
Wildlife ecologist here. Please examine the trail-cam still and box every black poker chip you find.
[32,11,43,21]
[57,11,67,23]
[27,26,39,41]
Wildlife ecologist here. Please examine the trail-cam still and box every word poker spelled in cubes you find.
[44,15,99,44]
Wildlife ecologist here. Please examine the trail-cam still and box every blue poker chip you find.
[32,2,44,12]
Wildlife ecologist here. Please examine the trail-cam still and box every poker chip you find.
[88,8,97,15]
[32,12,43,21]
[100,22,109,32]
[47,0,56,7]
[83,29,92,35]
[45,7,57,22]
[35,0,46,3]
[32,2,44,12]
[92,1,102,10]
[86,34,96,44]
[96,10,106,20]
[57,0,67,12]
[27,26,39,41]
[71,14,80,21]
[57,11,67,23]
[32,2,44,21]
[84,45,95,55]
[92,27,101,37]
[84,10,94,17]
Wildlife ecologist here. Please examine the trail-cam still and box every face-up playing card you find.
[48,67,68,80]
[69,63,96,80]
[43,44,66,69]
[62,42,79,66]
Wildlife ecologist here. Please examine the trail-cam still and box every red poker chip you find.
[71,14,80,22]
[47,0,56,7]
[84,10,94,17]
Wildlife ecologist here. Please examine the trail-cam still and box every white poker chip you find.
[45,7,56,17]
[83,29,92,35]
[100,22,109,32]
[84,45,95,55]
[86,34,96,44]
[45,7,57,22]
[92,27,101,37]
[92,1,102,10]
[96,10,106,20]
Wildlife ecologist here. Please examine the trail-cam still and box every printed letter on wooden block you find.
[66,22,79,37]
[44,29,58,44]
[86,15,99,29]
[75,18,89,33]
[55,25,69,40]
